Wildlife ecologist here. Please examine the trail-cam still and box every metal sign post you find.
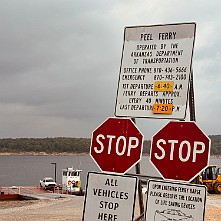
[132,118,145,215]
[188,69,196,122]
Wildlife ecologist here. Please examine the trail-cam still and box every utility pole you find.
[51,162,57,183]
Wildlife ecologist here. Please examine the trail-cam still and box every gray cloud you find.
[0,0,220,139]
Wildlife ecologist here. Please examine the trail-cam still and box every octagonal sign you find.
[150,121,211,181]
[90,117,144,174]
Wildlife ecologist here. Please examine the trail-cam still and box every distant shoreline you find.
[0,152,221,158]
[0,152,89,156]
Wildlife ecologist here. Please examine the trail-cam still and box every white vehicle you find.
[62,167,82,195]
[40,177,57,190]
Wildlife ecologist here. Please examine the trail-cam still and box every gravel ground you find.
[0,194,220,221]
[0,196,83,221]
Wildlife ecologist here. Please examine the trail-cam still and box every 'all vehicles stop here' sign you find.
[115,22,196,119]
[82,172,138,221]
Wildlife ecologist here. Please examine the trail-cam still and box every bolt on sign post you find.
[145,179,207,221]
[150,121,211,181]
[90,117,144,174]
[82,172,138,221]
[115,22,196,120]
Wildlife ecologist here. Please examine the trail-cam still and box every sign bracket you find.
[189,68,196,122]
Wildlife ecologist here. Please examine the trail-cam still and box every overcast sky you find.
[0,0,220,139]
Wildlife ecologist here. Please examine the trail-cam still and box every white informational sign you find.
[115,22,196,119]
[145,179,206,221]
[82,172,138,221]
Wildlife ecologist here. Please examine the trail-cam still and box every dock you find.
[0,186,78,201]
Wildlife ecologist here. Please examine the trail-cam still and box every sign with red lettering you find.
[82,172,138,221]
[90,117,143,174]
[115,22,196,120]
[150,121,211,181]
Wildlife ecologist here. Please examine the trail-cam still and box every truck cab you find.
[40,177,57,190]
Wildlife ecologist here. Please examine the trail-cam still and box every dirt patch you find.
[205,205,221,221]
[0,194,220,221]
[0,199,40,210]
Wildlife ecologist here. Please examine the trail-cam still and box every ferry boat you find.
[61,167,83,195]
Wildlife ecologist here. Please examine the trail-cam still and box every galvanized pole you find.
[135,162,145,214]
[51,162,57,183]
[132,118,144,215]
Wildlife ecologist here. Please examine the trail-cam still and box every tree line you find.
[0,136,220,155]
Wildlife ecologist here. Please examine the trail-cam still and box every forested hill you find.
[0,135,220,155]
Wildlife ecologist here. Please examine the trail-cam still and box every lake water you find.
[0,155,220,188]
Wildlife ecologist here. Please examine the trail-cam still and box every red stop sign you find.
[150,121,211,181]
[90,118,144,174]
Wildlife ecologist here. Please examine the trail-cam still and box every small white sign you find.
[82,172,138,221]
[145,179,206,221]
[115,22,196,119]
